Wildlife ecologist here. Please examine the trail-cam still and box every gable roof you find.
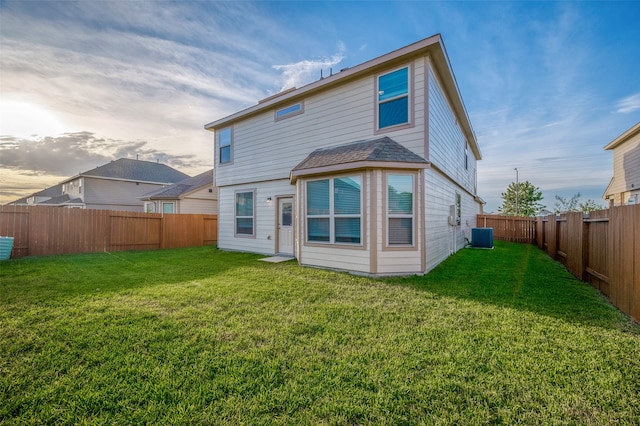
[604,122,640,150]
[139,169,214,200]
[290,137,429,183]
[61,158,190,184]
[205,34,481,160]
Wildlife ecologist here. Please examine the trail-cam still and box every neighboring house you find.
[8,158,190,211]
[204,34,483,276]
[603,122,640,206]
[8,184,67,206]
[139,169,218,214]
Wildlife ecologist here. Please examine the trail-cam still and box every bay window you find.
[306,176,361,244]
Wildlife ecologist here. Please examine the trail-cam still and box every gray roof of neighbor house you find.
[139,169,214,200]
[62,158,190,184]
[38,194,84,206]
[6,184,63,205]
[291,137,429,178]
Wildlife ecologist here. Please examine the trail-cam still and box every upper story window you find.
[275,102,303,121]
[306,175,362,245]
[218,127,232,164]
[387,174,414,246]
[465,143,469,171]
[377,67,409,129]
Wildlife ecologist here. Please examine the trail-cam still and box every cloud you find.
[616,93,640,114]
[272,44,346,91]
[0,132,200,177]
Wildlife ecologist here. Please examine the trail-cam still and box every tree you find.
[554,193,581,213]
[554,192,605,213]
[579,199,605,213]
[498,180,545,217]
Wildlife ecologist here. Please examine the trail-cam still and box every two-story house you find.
[8,158,190,211]
[603,122,640,206]
[205,34,483,276]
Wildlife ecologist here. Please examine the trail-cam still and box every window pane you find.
[236,218,254,235]
[379,97,408,128]
[389,218,412,245]
[334,176,361,214]
[276,103,301,118]
[236,192,253,217]
[335,217,361,244]
[308,218,330,242]
[162,202,174,213]
[378,68,408,101]
[219,128,231,147]
[307,180,330,215]
[281,202,292,226]
[388,175,413,214]
[219,146,231,164]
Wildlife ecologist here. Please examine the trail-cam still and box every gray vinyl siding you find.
[428,66,477,195]
[215,58,427,188]
[218,180,295,255]
[84,178,161,211]
[424,168,479,273]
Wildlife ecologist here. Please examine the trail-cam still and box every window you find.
[218,127,232,164]
[275,102,303,121]
[144,202,156,213]
[465,144,469,171]
[378,67,409,129]
[162,202,174,214]
[455,192,462,225]
[387,174,414,245]
[235,191,254,236]
[306,176,361,244]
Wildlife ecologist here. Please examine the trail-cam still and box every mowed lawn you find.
[1,242,639,425]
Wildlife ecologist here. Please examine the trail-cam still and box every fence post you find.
[581,214,590,282]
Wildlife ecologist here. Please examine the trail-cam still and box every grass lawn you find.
[1,242,639,424]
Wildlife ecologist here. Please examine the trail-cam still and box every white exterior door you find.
[277,198,294,256]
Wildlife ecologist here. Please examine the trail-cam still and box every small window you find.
[387,174,414,245]
[145,202,156,213]
[465,144,469,171]
[235,191,255,236]
[378,67,409,129]
[455,192,462,225]
[275,102,303,121]
[218,127,232,164]
[162,202,174,214]
[306,176,361,245]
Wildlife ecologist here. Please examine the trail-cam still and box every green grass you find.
[1,242,639,425]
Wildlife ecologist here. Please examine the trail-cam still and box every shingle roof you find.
[139,169,214,200]
[72,158,189,183]
[291,137,428,172]
[38,194,83,206]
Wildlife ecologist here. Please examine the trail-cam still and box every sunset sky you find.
[1,1,639,211]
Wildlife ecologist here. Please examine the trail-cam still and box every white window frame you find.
[234,190,256,238]
[305,175,362,246]
[162,202,175,214]
[386,173,415,247]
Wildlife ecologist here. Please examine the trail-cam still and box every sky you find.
[1,1,639,212]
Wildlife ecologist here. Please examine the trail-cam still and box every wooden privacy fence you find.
[0,206,217,258]
[478,205,640,323]
[476,214,536,243]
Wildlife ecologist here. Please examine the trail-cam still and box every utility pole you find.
[514,167,519,216]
